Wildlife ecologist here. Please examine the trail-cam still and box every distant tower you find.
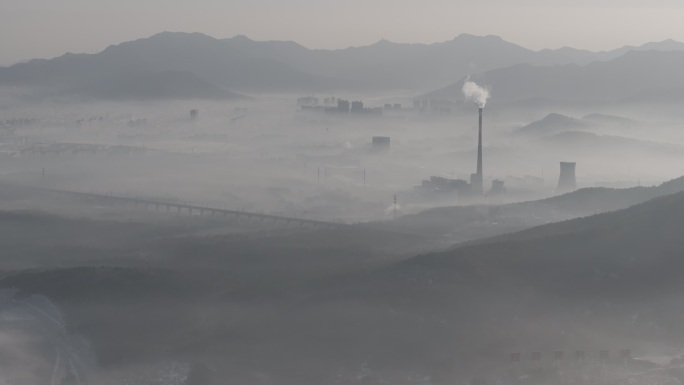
[557,162,577,193]
[470,107,484,195]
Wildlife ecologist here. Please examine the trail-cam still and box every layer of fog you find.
[2,92,684,224]
[5,91,684,384]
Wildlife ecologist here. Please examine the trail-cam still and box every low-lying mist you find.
[3,93,684,223]
[4,89,684,385]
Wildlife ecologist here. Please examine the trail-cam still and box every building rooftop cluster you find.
[416,176,506,197]
[299,96,382,115]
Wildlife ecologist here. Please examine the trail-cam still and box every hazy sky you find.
[2,0,684,65]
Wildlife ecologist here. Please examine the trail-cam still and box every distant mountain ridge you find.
[426,50,684,103]
[515,113,588,136]
[2,32,684,98]
[513,112,642,137]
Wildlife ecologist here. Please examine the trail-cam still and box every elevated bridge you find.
[41,187,347,229]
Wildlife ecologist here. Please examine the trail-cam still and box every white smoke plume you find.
[462,78,491,108]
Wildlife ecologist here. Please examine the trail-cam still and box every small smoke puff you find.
[462,78,491,108]
[385,204,401,216]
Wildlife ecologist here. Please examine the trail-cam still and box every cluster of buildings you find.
[297,96,343,107]
[416,176,507,197]
[0,118,39,128]
[298,95,458,116]
[299,97,383,115]
[76,116,106,126]
[412,99,454,114]
[126,118,148,127]
[348,100,382,115]
[20,142,147,156]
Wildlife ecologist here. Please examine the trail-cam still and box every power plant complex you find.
[416,78,580,200]
[417,105,492,197]
[416,104,578,200]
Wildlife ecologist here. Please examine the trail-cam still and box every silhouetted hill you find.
[582,113,640,128]
[475,191,684,246]
[6,192,684,383]
[538,131,681,157]
[384,175,684,244]
[0,32,343,96]
[307,34,551,91]
[514,112,642,138]
[303,191,684,377]
[538,175,684,213]
[537,39,684,66]
[515,113,588,136]
[3,32,684,95]
[426,50,684,103]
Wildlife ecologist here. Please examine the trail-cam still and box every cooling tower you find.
[557,162,576,193]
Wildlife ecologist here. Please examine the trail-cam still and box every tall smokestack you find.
[470,107,484,195]
[477,107,483,177]
[557,162,577,194]
[462,79,489,196]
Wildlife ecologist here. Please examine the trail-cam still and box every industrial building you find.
[372,136,391,151]
[416,176,471,195]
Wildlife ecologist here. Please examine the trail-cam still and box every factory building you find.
[372,136,391,151]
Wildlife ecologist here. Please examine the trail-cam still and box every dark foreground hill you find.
[316,191,684,380]
[4,191,684,384]
[383,175,684,244]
